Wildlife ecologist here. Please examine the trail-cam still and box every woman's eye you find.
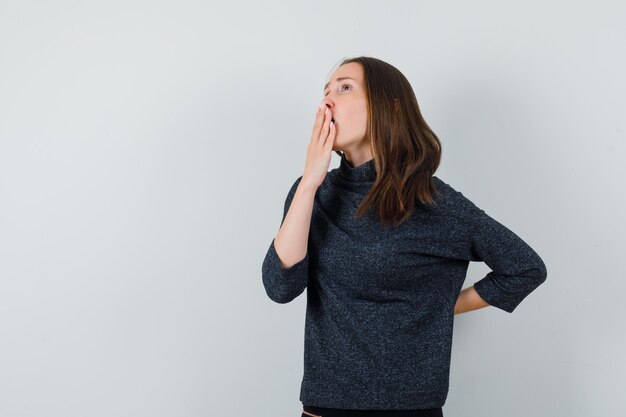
[324,84,351,97]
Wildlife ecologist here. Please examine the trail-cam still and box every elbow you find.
[519,246,548,288]
[532,256,548,287]
[261,269,307,304]
[263,284,304,304]
[261,244,309,304]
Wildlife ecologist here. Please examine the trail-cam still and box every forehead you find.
[324,62,362,91]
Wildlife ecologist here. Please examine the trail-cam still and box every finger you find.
[312,105,326,134]
[324,121,335,148]
[318,107,332,142]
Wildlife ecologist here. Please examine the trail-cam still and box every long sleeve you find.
[286,163,550,408]
[450,187,548,313]
[261,175,309,304]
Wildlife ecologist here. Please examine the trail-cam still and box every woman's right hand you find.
[301,105,336,189]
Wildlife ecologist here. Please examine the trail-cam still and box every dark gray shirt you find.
[261,153,547,410]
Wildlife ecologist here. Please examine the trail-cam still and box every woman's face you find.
[321,62,369,153]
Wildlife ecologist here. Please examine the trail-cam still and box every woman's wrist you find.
[454,286,490,315]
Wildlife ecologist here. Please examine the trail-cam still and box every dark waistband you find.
[303,405,443,417]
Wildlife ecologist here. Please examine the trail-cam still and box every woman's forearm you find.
[273,181,317,268]
[454,285,490,315]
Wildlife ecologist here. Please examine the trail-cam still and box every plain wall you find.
[1,1,624,416]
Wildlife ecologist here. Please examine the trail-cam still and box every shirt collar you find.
[337,153,377,182]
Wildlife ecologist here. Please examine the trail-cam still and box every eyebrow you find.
[324,76,357,93]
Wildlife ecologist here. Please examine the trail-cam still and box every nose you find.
[321,98,334,113]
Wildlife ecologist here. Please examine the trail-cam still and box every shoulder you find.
[431,175,458,202]
[431,175,483,217]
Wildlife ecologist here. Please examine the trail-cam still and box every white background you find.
[1,1,624,416]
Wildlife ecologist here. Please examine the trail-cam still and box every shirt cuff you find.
[261,238,309,303]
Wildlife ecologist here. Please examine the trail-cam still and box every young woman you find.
[262,56,547,417]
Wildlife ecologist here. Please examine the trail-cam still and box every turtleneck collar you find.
[338,153,377,182]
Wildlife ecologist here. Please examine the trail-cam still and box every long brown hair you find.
[332,56,443,228]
